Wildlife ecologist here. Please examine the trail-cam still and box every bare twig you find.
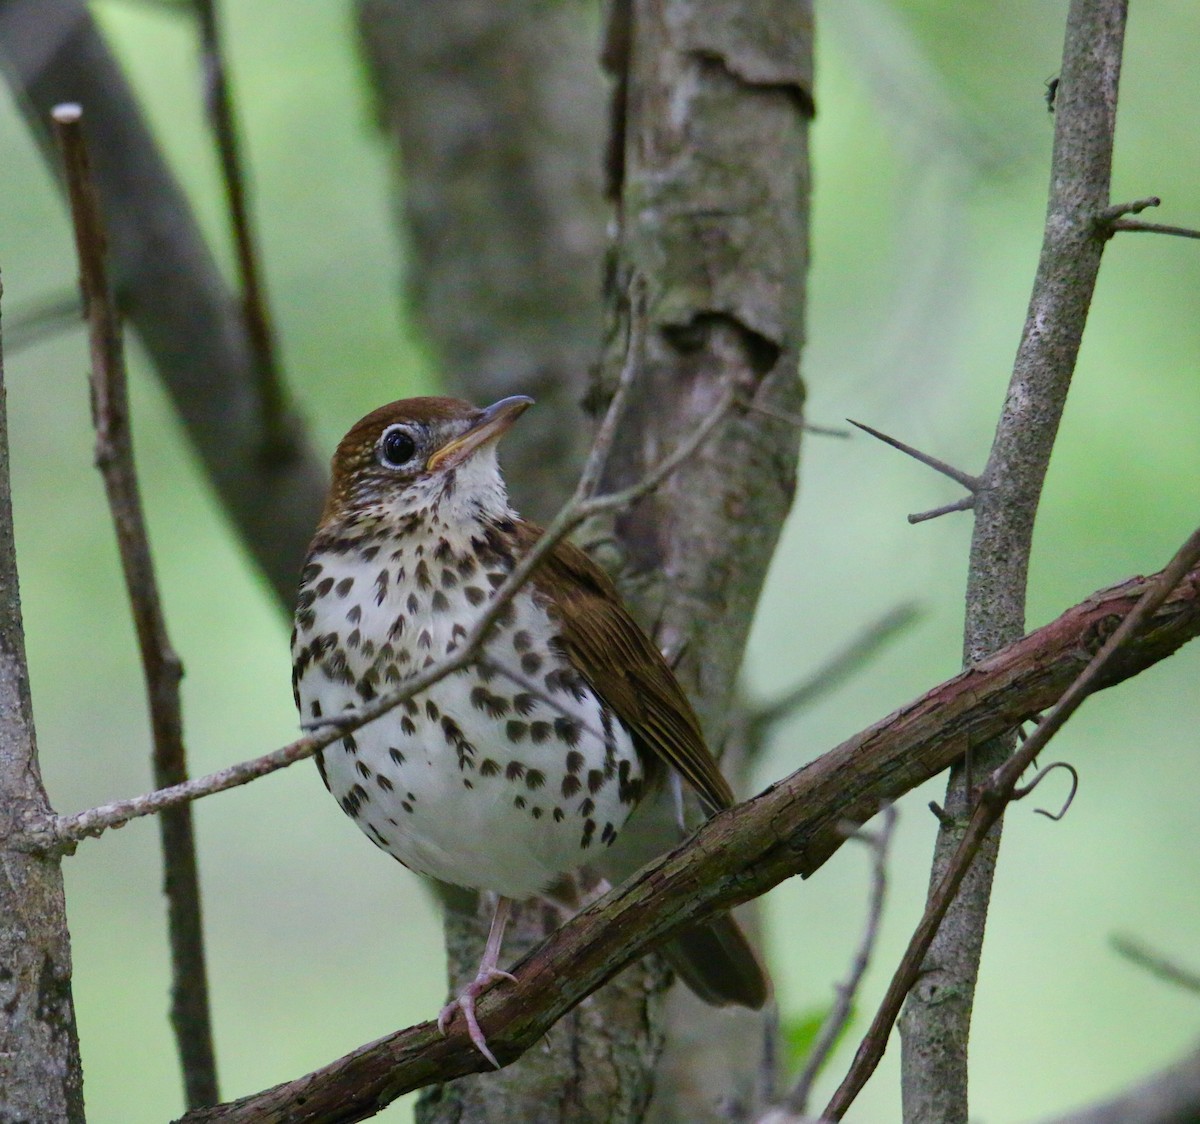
[0,0,327,610]
[1108,219,1200,241]
[908,494,977,524]
[901,3,1134,1117]
[194,0,290,460]
[4,289,79,355]
[826,526,1200,1121]
[741,399,851,438]
[1111,934,1200,996]
[574,277,646,501]
[785,805,897,1117]
[848,419,981,492]
[22,377,741,850]
[52,104,219,1110]
[748,603,921,742]
[174,544,1200,1122]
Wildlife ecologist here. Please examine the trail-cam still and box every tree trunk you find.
[597,1,813,1118]
[356,0,813,1119]
[0,286,86,1122]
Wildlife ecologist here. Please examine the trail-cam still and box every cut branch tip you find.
[908,495,976,524]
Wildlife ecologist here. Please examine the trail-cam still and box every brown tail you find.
[661,910,769,1009]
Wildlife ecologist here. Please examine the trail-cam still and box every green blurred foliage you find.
[782,1003,855,1073]
[0,2,1196,1121]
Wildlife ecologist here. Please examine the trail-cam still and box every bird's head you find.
[321,395,533,529]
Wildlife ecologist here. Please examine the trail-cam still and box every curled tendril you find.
[1012,761,1079,821]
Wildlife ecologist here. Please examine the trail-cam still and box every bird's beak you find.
[425,396,534,473]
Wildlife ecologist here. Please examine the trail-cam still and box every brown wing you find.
[521,524,735,813]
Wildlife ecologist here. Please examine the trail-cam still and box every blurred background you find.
[1,1,1197,1120]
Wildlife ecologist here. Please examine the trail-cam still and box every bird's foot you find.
[437,966,517,1068]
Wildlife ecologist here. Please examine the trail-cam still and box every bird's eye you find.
[379,425,418,469]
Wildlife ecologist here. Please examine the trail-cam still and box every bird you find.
[292,395,768,1067]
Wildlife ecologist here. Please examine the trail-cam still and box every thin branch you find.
[825,525,1200,1121]
[748,603,922,741]
[573,276,646,501]
[1111,935,1200,996]
[1108,219,1200,241]
[4,289,79,355]
[23,377,740,850]
[902,3,1133,1117]
[194,0,291,460]
[785,805,897,1117]
[0,0,327,610]
[741,399,851,438]
[908,494,976,524]
[52,104,219,1110]
[174,545,1200,1122]
[848,419,981,492]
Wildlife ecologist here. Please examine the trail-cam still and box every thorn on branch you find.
[1097,196,1161,225]
[848,420,981,492]
[849,419,981,523]
[1044,76,1059,112]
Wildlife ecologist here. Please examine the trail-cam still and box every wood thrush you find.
[292,396,768,1066]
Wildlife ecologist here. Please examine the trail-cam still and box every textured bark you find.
[357,0,609,525]
[355,3,655,1119]
[355,0,812,1118]
[0,285,85,1122]
[597,1,813,1119]
[0,0,327,609]
[899,4,1129,1120]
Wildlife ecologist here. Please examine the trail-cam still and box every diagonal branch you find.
[173,546,1200,1122]
[748,602,921,746]
[1110,934,1200,996]
[849,419,981,492]
[0,0,327,609]
[19,378,740,852]
[826,526,1200,1120]
[782,805,898,1118]
[52,105,219,1109]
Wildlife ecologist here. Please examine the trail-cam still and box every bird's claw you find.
[437,967,517,1068]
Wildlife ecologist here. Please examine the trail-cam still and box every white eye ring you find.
[379,425,418,469]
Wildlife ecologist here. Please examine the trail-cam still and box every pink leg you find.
[437,896,517,1068]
